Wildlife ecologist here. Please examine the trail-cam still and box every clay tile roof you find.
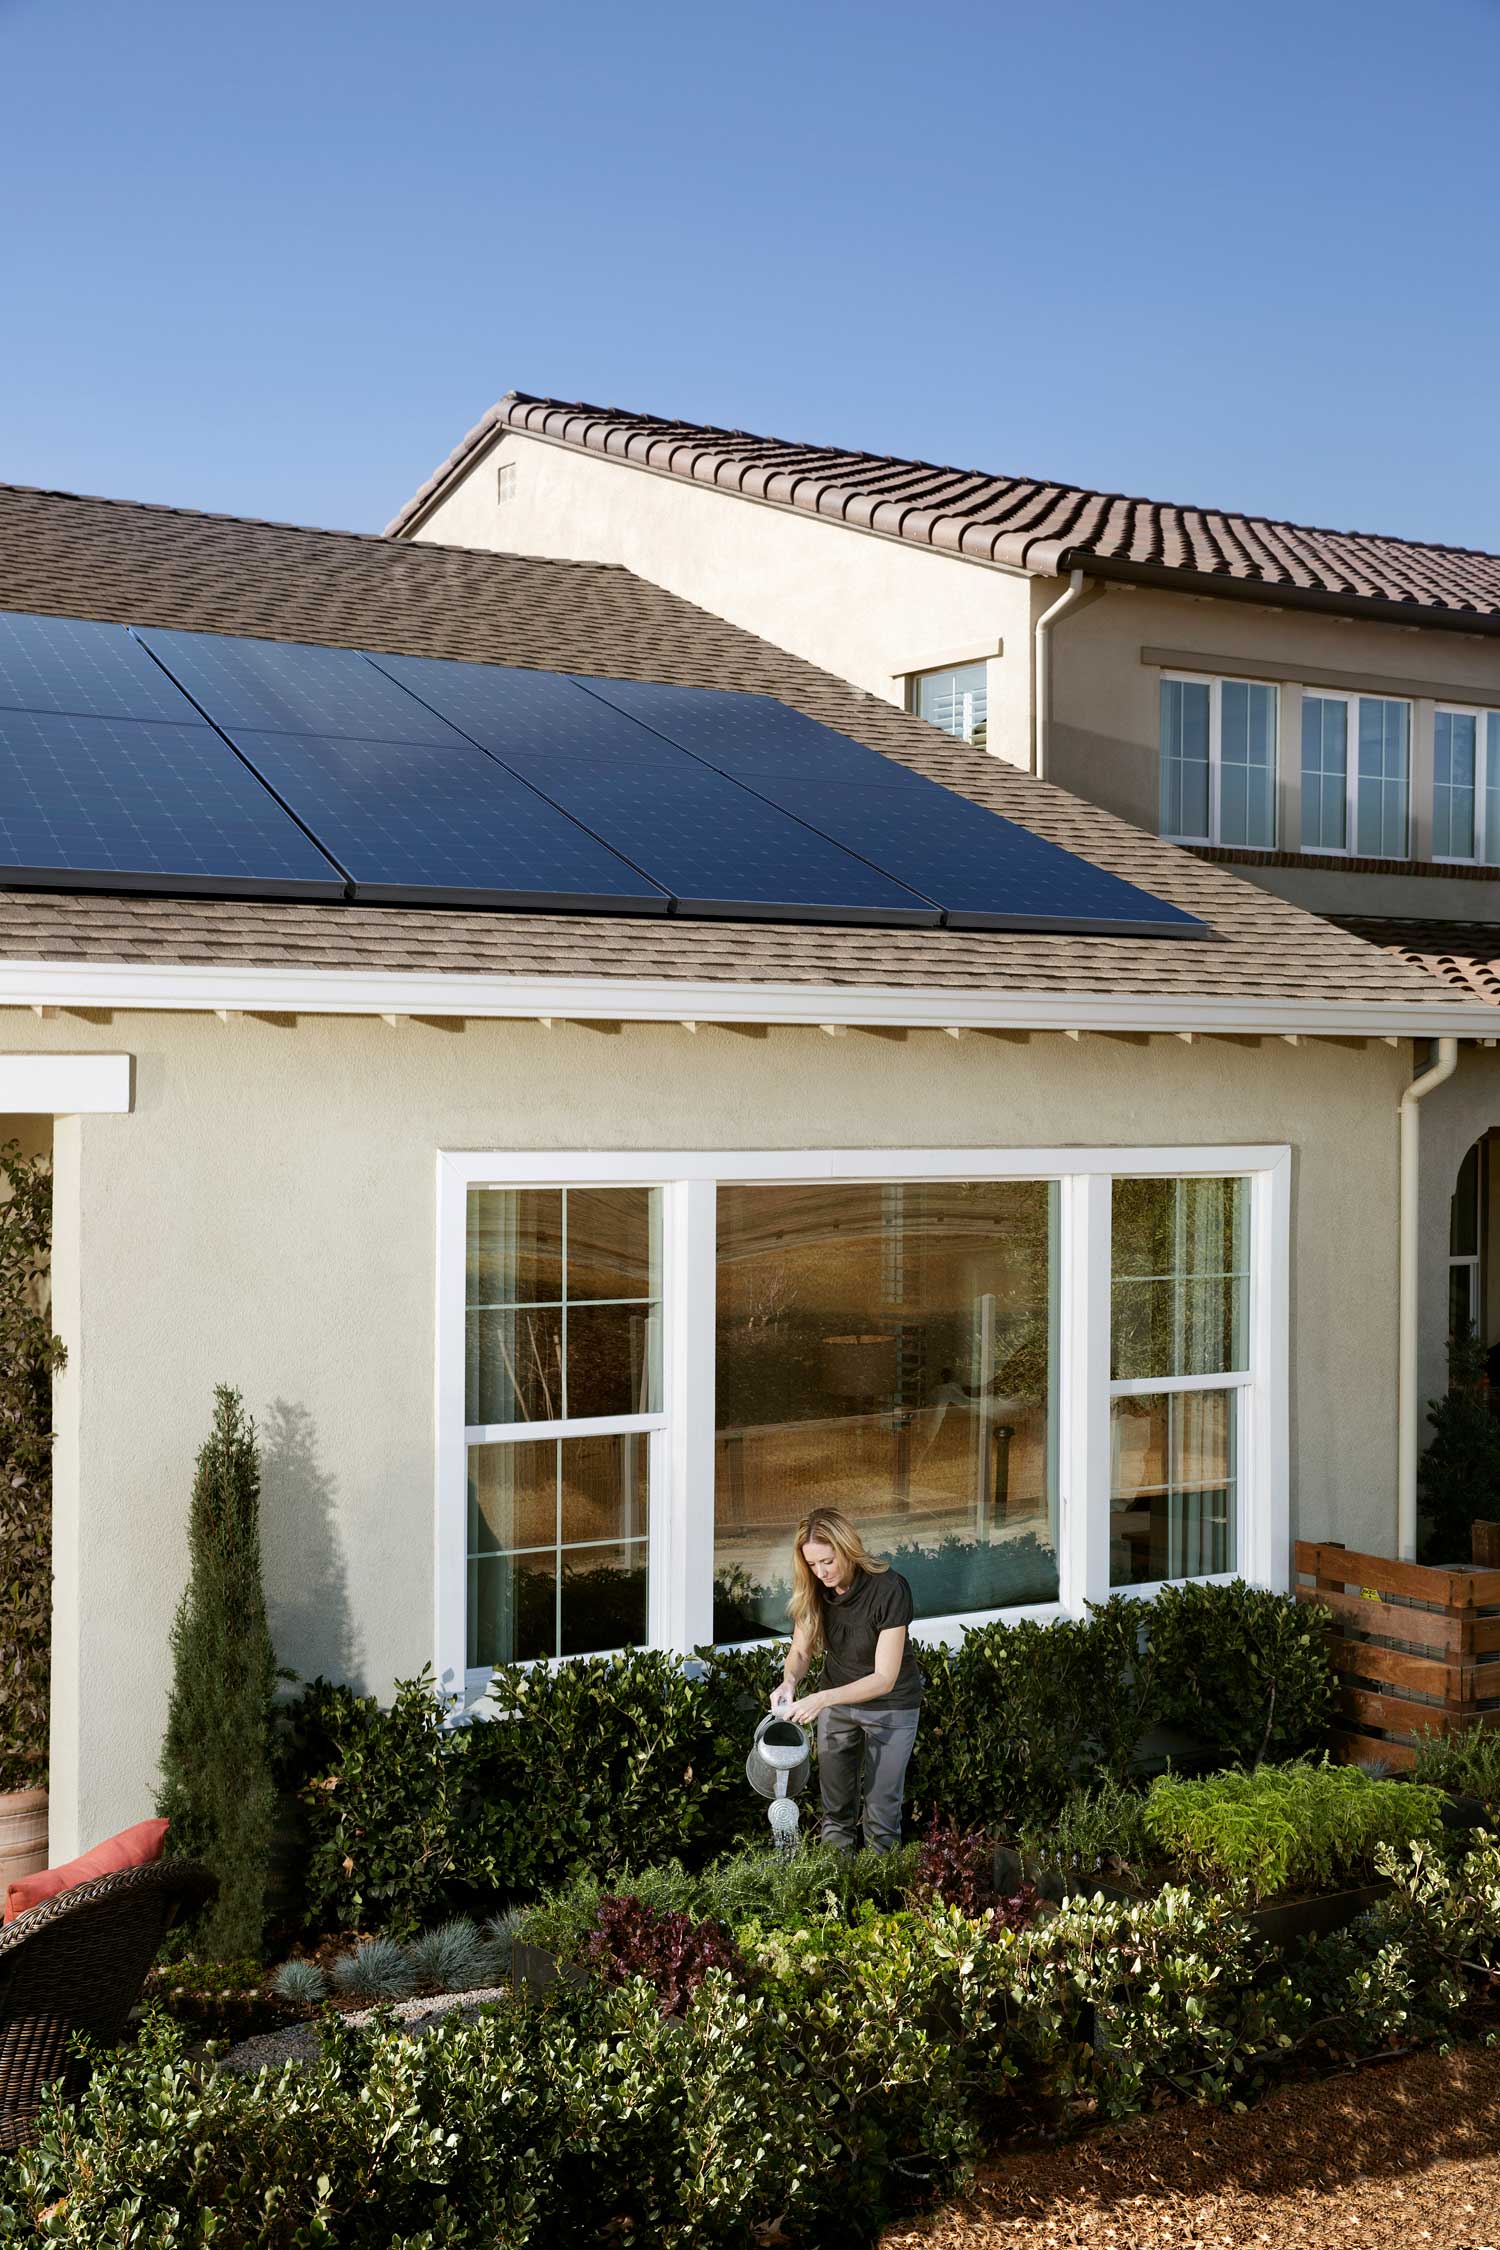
[1335,918,1500,1008]
[388,393,1500,635]
[0,479,1466,1015]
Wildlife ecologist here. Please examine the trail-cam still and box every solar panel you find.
[134,627,466,746]
[0,711,346,897]
[571,672,1204,935]
[222,732,671,912]
[360,652,941,922]
[0,610,209,723]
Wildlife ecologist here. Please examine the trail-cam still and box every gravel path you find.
[884,2046,1500,2250]
[221,1985,510,2074]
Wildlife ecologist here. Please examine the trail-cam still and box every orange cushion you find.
[4,1817,169,1924]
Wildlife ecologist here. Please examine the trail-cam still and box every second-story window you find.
[1434,707,1500,864]
[1299,693,1411,859]
[912,662,987,747]
[1158,676,1276,848]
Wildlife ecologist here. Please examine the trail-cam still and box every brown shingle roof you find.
[388,393,1500,636]
[0,479,1463,1014]
[1337,918,1500,1008]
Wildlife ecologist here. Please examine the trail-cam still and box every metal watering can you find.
[745,1715,811,1850]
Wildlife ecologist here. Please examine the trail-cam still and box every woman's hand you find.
[787,1691,828,1724]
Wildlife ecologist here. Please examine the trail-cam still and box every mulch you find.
[883,2046,1500,2250]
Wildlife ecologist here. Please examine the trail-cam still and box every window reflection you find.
[713,1181,1058,1637]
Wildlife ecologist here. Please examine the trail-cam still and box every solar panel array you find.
[0,610,1206,937]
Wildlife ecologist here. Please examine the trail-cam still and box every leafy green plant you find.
[1017,1776,1151,1882]
[1145,1578,1335,1764]
[0,1141,64,1798]
[156,1386,278,1958]
[273,1957,327,2008]
[331,1935,415,2002]
[1410,1724,1500,1809]
[406,1916,491,1994]
[583,1894,746,2015]
[1142,1758,1443,1901]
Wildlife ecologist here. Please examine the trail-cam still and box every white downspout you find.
[1032,568,1102,779]
[1398,1036,1460,1559]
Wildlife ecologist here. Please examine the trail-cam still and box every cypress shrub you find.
[1418,1324,1500,1563]
[157,1386,277,1957]
[0,1140,64,1796]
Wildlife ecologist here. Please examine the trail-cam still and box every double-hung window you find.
[912,662,988,747]
[463,1186,663,1680]
[439,1149,1287,1696]
[1159,675,1276,847]
[1299,693,1411,858]
[1433,708,1500,864]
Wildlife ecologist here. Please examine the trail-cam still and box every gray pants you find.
[815,1702,921,1854]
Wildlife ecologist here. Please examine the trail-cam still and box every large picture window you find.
[438,1149,1287,1697]
[712,1181,1058,1640]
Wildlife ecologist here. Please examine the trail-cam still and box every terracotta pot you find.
[0,1789,48,1893]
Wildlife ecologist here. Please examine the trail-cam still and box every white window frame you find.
[1433,704,1500,867]
[435,1145,1291,1706]
[908,660,989,746]
[1159,673,1278,849]
[1298,690,1412,861]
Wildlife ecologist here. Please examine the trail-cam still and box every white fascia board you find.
[0,957,1486,1039]
[0,1053,132,1113]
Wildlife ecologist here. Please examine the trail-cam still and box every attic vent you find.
[496,460,517,503]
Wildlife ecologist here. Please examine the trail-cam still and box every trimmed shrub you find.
[1145,1577,1335,1764]
[280,1582,1337,1934]
[0,1141,64,1797]
[1142,1758,1444,1900]
[156,1386,277,1957]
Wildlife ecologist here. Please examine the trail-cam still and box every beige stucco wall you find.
[414,433,1037,767]
[0,1009,1411,1853]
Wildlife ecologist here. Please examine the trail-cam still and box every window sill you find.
[1187,844,1492,879]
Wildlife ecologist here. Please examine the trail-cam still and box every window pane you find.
[1111,1177,1248,1381]
[469,1440,556,1555]
[561,1543,649,1658]
[465,1187,661,1426]
[1451,1141,1481,1258]
[467,1305,563,1425]
[1434,712,1477,859]
[467,1190,562,1306]
[1486,714,1500,867]
[1355,699,1410,858]
[566,1187,658,1303]
[1219,681,1276,848]
[1110,1389,1236,1586]
[467,1435,650,1666]
[915,663,988,747]
[565,1303,660,1419]
[1159,680,1211,839]
[1300,696,1347,851]
[713,1180,1058,1640]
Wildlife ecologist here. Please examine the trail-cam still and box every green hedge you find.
[5,1839,1498,2248]
[280,1580,1335,1935]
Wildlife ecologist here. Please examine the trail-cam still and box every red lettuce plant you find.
[915,1816,1038,1928]
[582,1893,746,2016]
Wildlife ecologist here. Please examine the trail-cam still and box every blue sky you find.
[3,0,1498,548]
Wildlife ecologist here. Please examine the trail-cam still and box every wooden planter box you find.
[1295,1535,1500,1769]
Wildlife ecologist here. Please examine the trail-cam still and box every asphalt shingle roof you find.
[0,480,1464,1013]
[389,393,1500,636]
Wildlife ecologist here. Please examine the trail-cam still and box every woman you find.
[771,1509,923,1854]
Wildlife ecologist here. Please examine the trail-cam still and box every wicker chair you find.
[0,1858,217,2152]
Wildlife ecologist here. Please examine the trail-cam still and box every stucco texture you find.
[5,1009,1406,1854]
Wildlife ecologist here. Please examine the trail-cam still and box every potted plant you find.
[0,1140,63,1892]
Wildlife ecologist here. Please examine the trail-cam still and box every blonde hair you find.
[788,1509,889,1656]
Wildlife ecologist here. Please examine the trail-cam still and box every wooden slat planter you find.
[1294,1534,1500,1768]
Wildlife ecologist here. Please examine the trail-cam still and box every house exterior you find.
[0,482,1487,1859]
[389,394,1500,1440]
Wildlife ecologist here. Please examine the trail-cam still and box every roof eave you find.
[1056,552,1500,639]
